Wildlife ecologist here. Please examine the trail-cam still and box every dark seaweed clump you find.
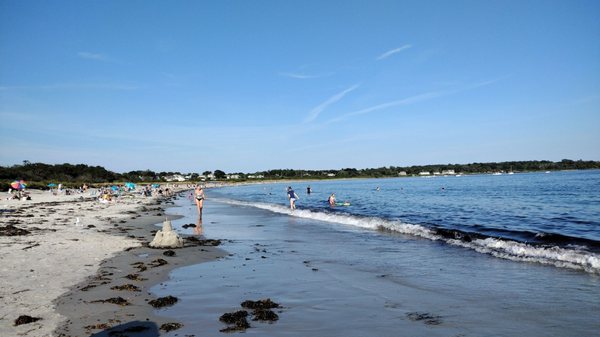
[1,225,31,236]
[14,315,41,326]
[148,295,178,308]
[219,311,250,332]
[110,284,141,292]
[163,250,176,256]
[406,312,443,325]
[241,298,280,322]
[252,308,279,321]
[91,297,130,306]
[160,322,183,332]
[185,236,222,246]
[149,258,168,267]
[124,273,147,281]
[241,298,279,309]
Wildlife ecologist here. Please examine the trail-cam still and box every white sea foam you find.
[216,198,600,274]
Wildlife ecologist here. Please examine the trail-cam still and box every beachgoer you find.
[287,186,298,210]
[195,185,205,215]
[328,193,336,206]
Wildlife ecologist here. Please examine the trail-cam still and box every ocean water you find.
[210,170,600,273]
[153,170,600,336]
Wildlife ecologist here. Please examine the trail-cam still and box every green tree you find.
[214,170,226,179]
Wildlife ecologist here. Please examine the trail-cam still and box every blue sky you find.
[1,0,599,173]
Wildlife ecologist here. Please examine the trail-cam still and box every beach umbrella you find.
[47,183,57,187]
[125,182,136,189]
[10,180,27,190]
[151,183,160,188]
[111,185,119,191]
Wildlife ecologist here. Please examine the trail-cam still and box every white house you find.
[164,174,186,182]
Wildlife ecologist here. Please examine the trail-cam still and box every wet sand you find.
[153,197,600,337]
[54,215,226,337]
[0,188,225,337]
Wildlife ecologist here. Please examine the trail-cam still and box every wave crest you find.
[215,198,600,274]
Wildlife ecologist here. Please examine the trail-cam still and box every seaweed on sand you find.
[14,315,41,326]
[241,298,280,309]
[160,322,183,332]
[219,311,250,332]
[111,284,141,292]
[90,297,130,306]
[0,225,31,236]
[148,295,178,308]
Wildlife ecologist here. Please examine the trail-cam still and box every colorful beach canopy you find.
[125,182,136,189]
[47,183,57,187]
[151,184,160,188]
[10,180,27,190]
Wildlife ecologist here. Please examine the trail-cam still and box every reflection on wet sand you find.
[194,217,203,236]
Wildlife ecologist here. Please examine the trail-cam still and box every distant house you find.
[433,171,441,176]
[226,174,241,180]
[327,173,336,177]
[164,174,186,182]
[419,171,431,176]
[441,169,456,175]
[247,174,264,179]
[398,171,407,176]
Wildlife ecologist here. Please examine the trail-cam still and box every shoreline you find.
[54,207,227,336]
[0,188,225,336]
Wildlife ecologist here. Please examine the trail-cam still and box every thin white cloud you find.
[77,51,109,61]
[326,91,446,125]
[305,84,360,123]
[376,44,412,60]
[325,76,507,125]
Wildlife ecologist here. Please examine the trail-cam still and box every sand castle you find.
[149,219,184,248]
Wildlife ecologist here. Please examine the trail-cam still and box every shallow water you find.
[208,170,600,273]
[155,192,600,336]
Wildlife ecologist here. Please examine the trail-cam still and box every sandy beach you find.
[0,187,224,337]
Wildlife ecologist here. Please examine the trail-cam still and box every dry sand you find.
[0,187,224,336]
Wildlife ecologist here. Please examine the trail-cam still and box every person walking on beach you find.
[287,186,299,210]
[194,185,205,215]
[328,193,336,206]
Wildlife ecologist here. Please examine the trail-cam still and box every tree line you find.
[1,159,599,190]
[251,159,600,179]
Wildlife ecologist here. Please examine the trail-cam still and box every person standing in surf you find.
[195,185,205,216]
[328,193,336,206]
[287,186,299,210]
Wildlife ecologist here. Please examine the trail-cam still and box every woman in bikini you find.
[194,185,205,216]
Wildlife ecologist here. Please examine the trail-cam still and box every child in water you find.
[287,186,299,210]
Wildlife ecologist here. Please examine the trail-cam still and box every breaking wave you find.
[216,198,600,274]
